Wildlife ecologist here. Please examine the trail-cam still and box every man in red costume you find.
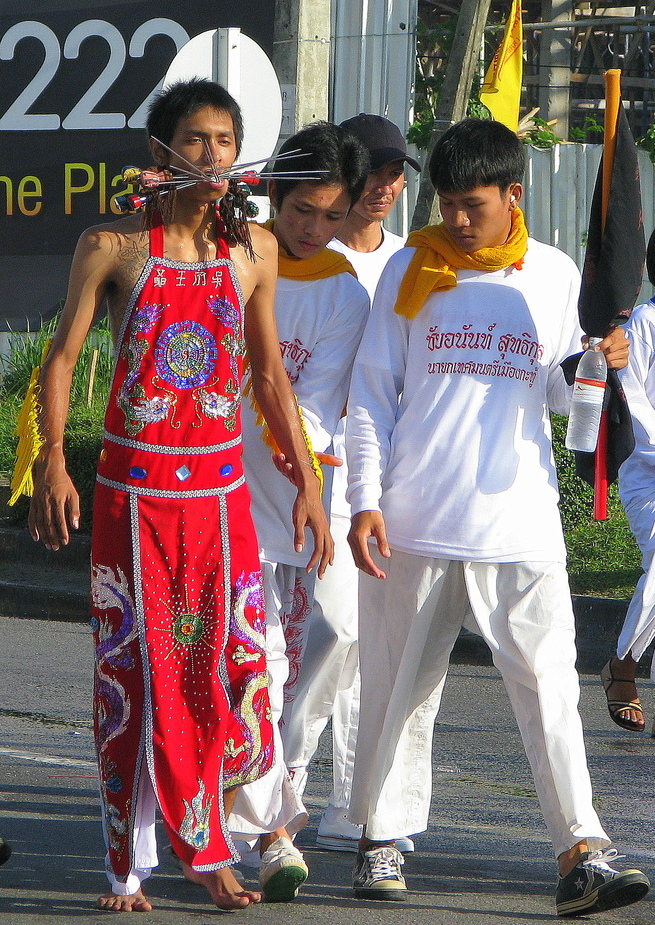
[27,79,331,912]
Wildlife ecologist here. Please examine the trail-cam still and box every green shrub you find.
[551,413,641,598]
[551,413,593,531]
[0,314,111,533]
[637,123,655,166]
[0,314,113,409]
[0,394,20,474]
[1,397,104,533]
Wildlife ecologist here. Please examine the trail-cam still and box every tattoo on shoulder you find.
[107,235,149,318]
[117,238,148,279]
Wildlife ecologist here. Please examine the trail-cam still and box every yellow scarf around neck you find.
[262,219,356,281]
[394,207,528,319]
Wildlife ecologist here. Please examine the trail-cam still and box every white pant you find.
[350,550,610,858]
[229,560,309,844]
[281,514,360,808]
[618,494,655,674]
[104,768,158,895]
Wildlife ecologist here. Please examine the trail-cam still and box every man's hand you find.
[291,483,334,578]
[272,451,342,485]
[28,453,80,551]
[585,327,629,370]
[347,510,390,579]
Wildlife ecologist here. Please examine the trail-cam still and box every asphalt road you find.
[1,615,654,924]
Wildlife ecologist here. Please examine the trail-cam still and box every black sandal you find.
[600,658,646,732]
[0,837,11,866]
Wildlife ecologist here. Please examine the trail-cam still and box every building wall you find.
[329,0,420,237]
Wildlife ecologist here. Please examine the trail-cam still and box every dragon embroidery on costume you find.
[179,778,213,850]
[223,570,271,787]
[91,563,139,852]
[280,576,311,705]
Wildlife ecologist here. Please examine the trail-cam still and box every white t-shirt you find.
[242,270,369,566]
[329,228,405,303]
[618,298,655,507]
[346,238,582,563]
[327,228,405,517]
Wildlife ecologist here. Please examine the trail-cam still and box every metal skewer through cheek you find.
[202,136,222,184]
[116,141,328,215]
[150,137,326,185]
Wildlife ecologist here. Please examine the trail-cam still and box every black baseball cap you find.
[340,113,420,173]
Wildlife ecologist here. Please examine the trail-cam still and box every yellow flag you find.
[479,0,523,131]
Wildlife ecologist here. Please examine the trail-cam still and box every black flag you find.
[569,104,645,488]
[578,105,645,336]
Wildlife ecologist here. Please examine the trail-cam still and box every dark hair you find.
[647,228,655,287]
[271,121,370,209]
[144,79,252,256]
[146,78,243,156]
[429,118,525,194]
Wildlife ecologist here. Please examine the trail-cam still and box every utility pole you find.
[538,0,572,137]
[411,0,493,229]
[273,0,331,140]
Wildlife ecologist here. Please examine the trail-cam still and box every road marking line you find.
[0,747,96,769]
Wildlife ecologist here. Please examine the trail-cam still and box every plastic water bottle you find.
[565,337,607,452]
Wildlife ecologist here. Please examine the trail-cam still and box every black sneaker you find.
[353,845,407,901]
[555,848,650,916]
[0,838,11,867]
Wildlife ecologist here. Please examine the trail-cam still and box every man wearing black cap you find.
[330,113,420,295]
[280,115,420,855]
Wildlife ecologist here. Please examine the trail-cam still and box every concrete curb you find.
[0,521,90,623]
[0,523,641,670]
[456,595,634,673]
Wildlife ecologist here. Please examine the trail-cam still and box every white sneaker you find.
[394,836,415,853]
[316,806,414,854]
[258,836,308,902]
[316,806,363,852]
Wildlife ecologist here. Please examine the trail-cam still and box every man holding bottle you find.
[344,117,648,917]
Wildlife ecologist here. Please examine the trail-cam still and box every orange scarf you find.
[262,219,356,280]
[394,207,528,319]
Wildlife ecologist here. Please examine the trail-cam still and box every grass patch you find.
[1,314,113,405]
[551,414,641,599]
[0,319,112,533]
[565,499,641,598]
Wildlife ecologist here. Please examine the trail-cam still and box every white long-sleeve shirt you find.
[328,229,405,303]
[242,270,369,566]
[618,298,655,508]
[346,237,581,563]
[327,229,405,518]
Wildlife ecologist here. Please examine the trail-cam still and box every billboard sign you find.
[0,1,276,328]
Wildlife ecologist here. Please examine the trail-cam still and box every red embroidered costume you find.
[91,220,273,884]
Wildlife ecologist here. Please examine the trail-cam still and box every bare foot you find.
[97,888,153,912]
[182,862,261,909]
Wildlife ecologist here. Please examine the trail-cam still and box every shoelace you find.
[365,847,404,879]
[583,848,625,872]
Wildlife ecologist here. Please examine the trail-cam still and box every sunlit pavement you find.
[1,616,654,924]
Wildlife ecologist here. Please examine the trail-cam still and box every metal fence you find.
[511,144,654,301]
[400,143,655,302]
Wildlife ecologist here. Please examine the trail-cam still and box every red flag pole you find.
[593,69,621,520]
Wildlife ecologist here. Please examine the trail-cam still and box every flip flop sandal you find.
[600,659,646,732]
